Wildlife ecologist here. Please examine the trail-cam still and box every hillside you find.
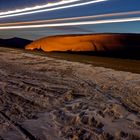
[25,33,140,59]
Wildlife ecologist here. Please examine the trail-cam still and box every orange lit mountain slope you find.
[25,34,140,52]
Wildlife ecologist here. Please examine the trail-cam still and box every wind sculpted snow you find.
[0,47,140,139]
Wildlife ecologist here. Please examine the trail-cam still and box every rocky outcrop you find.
[25,34,140,52]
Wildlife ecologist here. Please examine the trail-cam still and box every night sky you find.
[0,0,140,40]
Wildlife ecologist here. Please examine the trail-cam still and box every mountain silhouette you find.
[0,37,32,48]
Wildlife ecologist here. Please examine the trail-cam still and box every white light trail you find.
[0,0,81,16]
[0,0,108,19]
[0,17,140,30]
[0,10,140,26]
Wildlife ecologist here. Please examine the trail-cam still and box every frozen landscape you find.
[0,47,140,140]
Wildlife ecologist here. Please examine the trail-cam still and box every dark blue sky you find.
[0,0,140,40]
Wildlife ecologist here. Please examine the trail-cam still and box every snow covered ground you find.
[0,47,140,140]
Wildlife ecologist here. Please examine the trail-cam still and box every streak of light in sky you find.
[0,0,109,19]
[0,0,81,16]
[0,17,140,30]
[0,10,139,26]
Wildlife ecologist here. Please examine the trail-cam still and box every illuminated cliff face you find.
[25,34,140,52]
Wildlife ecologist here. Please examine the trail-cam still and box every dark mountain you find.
[0,37,32,48]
